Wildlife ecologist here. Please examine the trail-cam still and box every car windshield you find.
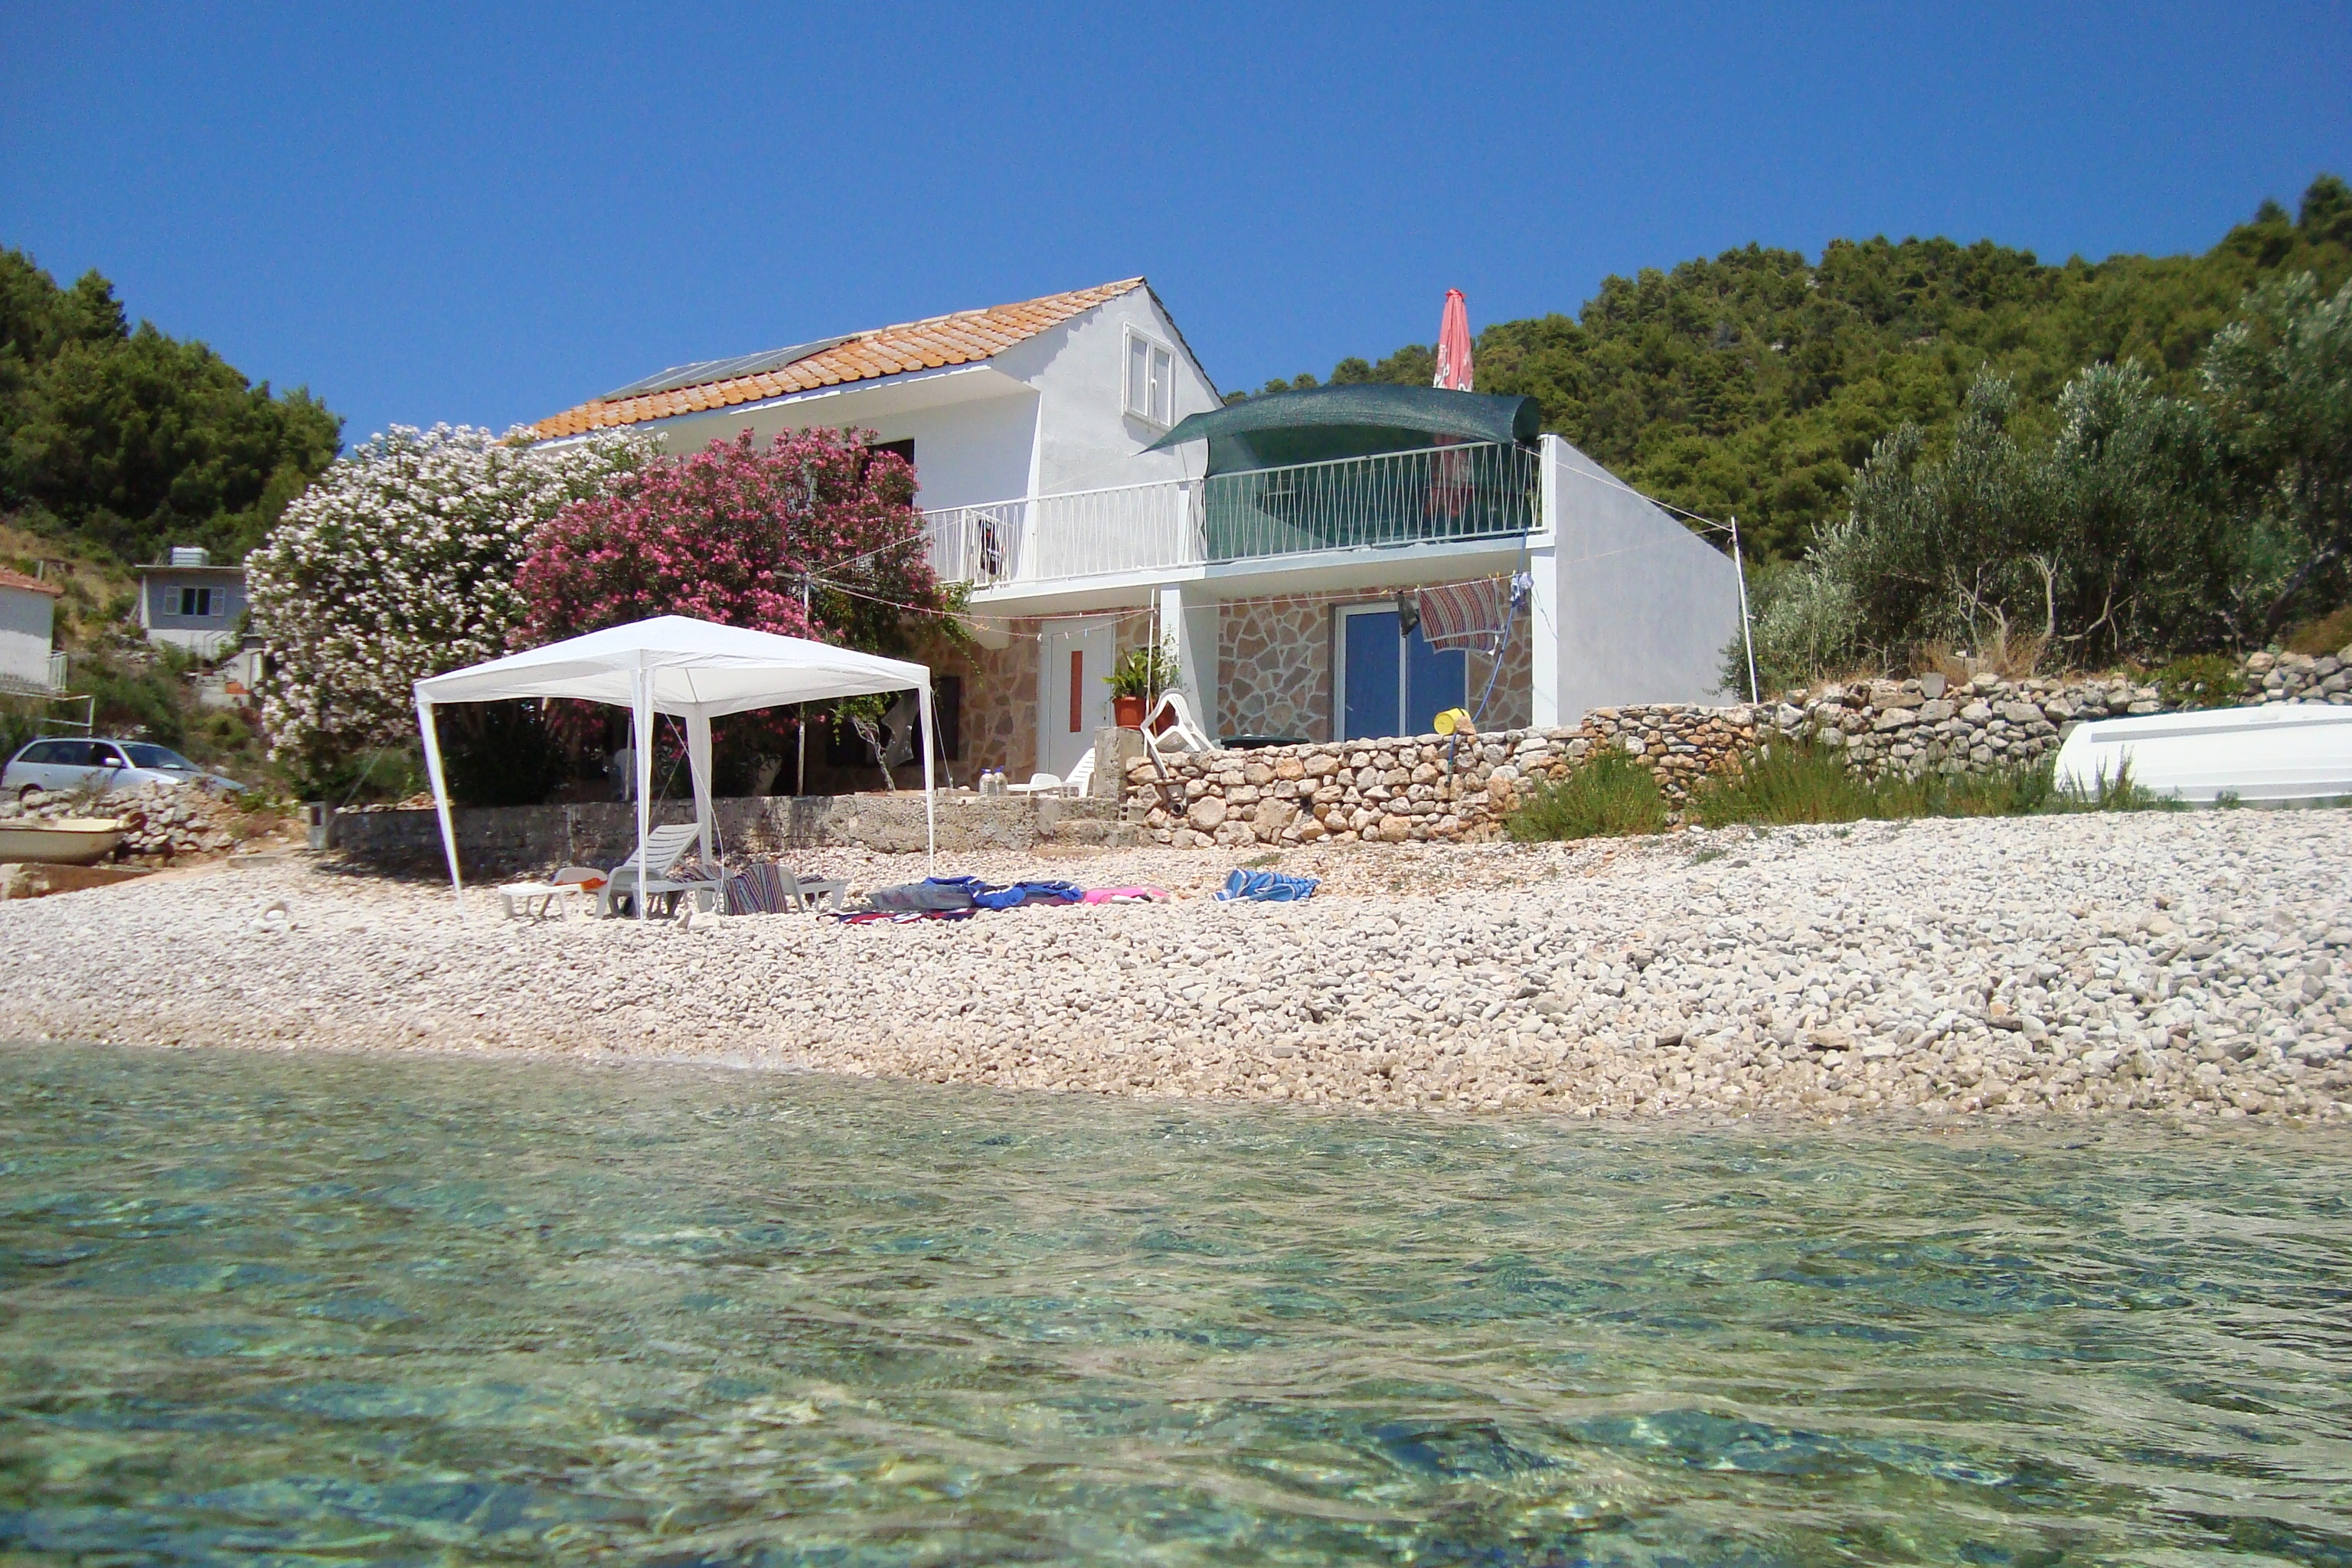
[121,744,198,770]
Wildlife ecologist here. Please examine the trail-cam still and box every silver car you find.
[3,738,247,800]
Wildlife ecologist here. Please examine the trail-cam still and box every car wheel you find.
[17,785,38,802]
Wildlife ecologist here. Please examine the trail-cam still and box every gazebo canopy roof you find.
[1145,384,1541,475]
[413,615,931,720]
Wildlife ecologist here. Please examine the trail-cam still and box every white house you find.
[536,278,1743,782]
[0,567,64,694]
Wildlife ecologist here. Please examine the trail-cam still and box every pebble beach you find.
[5,809,2350,1122]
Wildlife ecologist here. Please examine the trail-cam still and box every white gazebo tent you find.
[413,615,936,916]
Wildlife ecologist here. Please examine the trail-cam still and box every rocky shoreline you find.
[3,811,2348,1123]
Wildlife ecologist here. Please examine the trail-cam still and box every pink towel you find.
[1082,887,1169,903]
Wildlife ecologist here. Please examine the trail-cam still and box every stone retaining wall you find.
[1123,646,2352,849]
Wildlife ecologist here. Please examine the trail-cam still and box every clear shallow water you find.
[0,1046,2347,1566]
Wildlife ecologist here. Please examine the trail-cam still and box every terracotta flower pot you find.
[1112,694,1147,729]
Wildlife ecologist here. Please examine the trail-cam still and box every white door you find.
[1039,619,1116,780]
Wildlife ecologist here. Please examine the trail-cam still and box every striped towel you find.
[1416,577,1511,654]
[722,861,802,915]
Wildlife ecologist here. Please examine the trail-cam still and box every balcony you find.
[926,440,1539,593]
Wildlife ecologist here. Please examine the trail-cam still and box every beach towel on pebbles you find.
[1214,869,1321,903]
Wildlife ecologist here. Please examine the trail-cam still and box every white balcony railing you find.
[926,479,1204,588]
[925,441,1539,590]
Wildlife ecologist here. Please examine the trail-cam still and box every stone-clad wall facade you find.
[1216,583,1532,743]
[1125,648,2352,849]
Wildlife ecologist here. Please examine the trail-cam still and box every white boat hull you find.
[2053,704,2352,804]
[0,818,127,865]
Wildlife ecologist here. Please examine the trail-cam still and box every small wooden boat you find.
[0,818,127,865]
[2053,704,2352,804]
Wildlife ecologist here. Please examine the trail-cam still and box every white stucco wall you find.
[0,585,58,689]
[995,286,1220,496]
[1534,435,1743,720]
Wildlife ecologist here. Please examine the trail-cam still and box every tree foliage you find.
[247,424,656,789]
[1300,175,2352,566]
[0,250,342,564]
[1742,273,2350,687]
[517,428,959,777]
[517,427,949,657]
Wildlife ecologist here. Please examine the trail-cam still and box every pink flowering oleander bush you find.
[517,427,946,656]
[518,429,956,773]
[248,423,655,792]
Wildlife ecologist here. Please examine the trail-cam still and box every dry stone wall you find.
[1124,647,2352,849]
[0,781,250,859]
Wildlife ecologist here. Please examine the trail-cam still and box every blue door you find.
[1339,608,1465,740]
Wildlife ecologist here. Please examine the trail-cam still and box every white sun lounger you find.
[598,822,708,916]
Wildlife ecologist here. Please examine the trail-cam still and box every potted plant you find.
[1104,639,1182,729]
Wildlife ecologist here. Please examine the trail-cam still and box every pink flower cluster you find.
[516,428,946,654]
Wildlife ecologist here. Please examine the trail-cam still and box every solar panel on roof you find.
[599,335,851,401]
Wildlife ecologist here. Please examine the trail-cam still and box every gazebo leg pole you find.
[416,694,466,920]
[633,671,654,923]
[919,682,937,872]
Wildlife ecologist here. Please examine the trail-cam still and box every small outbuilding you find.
[0,567,64,694]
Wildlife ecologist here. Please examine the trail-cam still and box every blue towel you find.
[1214,869,1321,903]
[972,880,1086,910]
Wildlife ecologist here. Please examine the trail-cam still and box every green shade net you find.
[1145,386,1542,560]
[1145,384,1542,475]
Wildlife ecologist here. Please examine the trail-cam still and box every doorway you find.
[1039,618,1116,779]
[1335,604,1466,740]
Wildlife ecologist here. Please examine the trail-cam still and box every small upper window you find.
[1124,328,1174,428]
[176,586,217,618]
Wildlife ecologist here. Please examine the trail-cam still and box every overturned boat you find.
[0,818,127,865]
[2053,704,2352,805]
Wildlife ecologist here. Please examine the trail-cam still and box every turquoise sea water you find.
[0,1044,2347,1566]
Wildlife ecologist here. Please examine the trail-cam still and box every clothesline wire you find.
[1557,463,1737,537]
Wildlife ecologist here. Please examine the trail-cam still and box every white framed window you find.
[1124,326,1174,427]
[177,586,218,618]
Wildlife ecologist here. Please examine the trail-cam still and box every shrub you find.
[2149,653,2246,710]
[248,423,656,794]
[1690,740,1875,826]
[2285,601,2352,655]
[1505,749,1667,840]
[436,699,573,808]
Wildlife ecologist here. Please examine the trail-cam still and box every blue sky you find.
[5,2,2347,447]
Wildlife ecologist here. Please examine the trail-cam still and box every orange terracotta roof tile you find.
[534,278,1147,439]
[0,567,63,596]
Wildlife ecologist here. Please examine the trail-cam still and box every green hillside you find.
[1251,175,2352,565]
[0,250,341,570]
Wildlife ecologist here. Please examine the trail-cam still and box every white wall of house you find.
[1530,436,1743,724]
[0,585,57,690]
[994,287,1220,497]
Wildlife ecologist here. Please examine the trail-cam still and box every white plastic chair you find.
[1004,772,1064,797]
[1144,691,1216,753]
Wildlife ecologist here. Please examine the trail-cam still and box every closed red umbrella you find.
[1434,288,1473,391]
[1430,289,1475,521]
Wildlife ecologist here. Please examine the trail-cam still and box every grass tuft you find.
[1506,750,1668,841]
